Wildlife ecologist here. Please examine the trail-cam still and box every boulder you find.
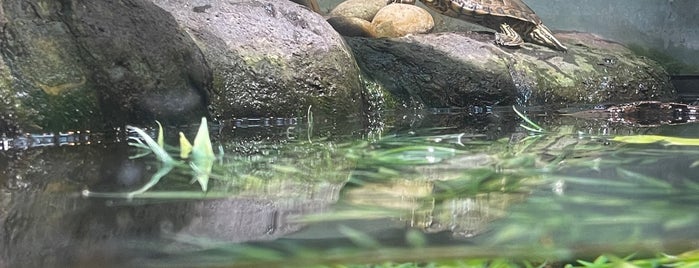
[347,31,677,108]
[151,0,365,129]
[0,0,211,132]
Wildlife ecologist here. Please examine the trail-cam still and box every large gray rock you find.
[152,0,365,128]
[0,0,211,132]
[348,31,677,108]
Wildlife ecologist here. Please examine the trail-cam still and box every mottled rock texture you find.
[153,0,365,128]
[348,31,676,109]
[0,0,210,132]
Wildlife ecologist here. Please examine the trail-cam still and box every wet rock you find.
[152,0,365,128]
[372,3,435,38]
[329,0,387,21]
[0,0,211,132]
[0,4,100,133]
[327,16,376,37]
[532,32,676,104]
[347,32,677,108]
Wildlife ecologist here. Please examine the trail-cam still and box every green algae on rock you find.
[348,31,676,109]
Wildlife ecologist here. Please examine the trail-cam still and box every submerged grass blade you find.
[82,163,174,199]
[189,160,212,192]
[338,225,382,249]
[616,167,673,189]
[307,105,314,143]
[513,106,544,133]
[370,145,457,165]
[125,163,174,198]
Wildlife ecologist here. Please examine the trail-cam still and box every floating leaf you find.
[612,135,699,146]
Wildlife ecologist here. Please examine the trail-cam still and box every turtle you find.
[290,0,321,13]
[388,0,567,51]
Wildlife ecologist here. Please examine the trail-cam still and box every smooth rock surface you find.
[329,0,387,21]
[372,3,435,38]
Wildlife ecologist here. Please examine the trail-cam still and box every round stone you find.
[329,0,388,21]
[327,16,377,37]
[372,4,435,38]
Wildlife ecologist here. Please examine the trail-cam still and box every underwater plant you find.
[82,117,217,198]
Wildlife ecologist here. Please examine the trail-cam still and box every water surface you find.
[2,107,698,267]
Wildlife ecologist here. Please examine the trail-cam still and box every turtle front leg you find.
[494,23,524,48]
[290,0,321,13]
[387,0,416,4]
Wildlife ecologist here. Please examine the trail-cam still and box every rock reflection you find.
[0,138,348,267]
[343,178,528,239]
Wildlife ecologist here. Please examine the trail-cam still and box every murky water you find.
[2,107,699,267]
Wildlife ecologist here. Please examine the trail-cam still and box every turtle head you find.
[527,24,567,51]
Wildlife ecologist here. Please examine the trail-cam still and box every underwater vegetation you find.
[83,117,218,198]
[77,107,699,267]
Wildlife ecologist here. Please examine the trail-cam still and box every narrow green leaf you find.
[125,163,174,198]
[616,167,673,189]
[155,120,164,148]
[513,105,545,133]
[179,132,192,159]
[127,125,174,164]
[192,117,215,158]
[593,255,609,265]
[190,117,215,192]
[576,260,595,267]
[612,135,699,146]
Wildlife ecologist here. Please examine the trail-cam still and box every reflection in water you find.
[0,131,104,151]
[1,109,699,267]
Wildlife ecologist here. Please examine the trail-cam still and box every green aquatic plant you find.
[567,250,699,268]
[82,117,216,198]
[513,105,699,148]
[107,107,699,267]
[611,135,699,146]
[512,105,545,134]
[189,117,215,191]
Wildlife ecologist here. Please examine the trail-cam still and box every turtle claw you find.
[388,0,416,4]
[495,23,524,48]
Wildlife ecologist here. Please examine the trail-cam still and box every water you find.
[1,107,699,267]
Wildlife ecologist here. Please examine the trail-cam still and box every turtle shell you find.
[422,0,544,31]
